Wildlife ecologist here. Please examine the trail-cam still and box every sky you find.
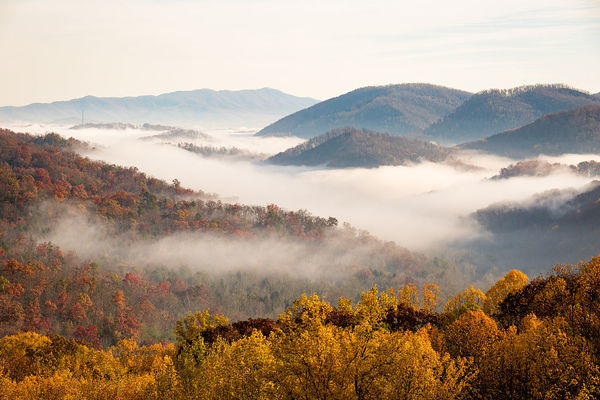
[1,0,599,106]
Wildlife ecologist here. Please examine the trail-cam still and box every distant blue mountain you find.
[0,88,319,128]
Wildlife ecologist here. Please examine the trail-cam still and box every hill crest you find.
[256,83,472,139]
[0,88,319,128]
[424,84,600,144]
[459,105,600,158]
[267,126,453,168]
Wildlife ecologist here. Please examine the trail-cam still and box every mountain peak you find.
[255,83,472,139]
[267,126,453,168]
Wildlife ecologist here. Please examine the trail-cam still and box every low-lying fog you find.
[6,122,600,252]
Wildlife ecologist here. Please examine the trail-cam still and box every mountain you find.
[424,84,600,144]
[460,105,600,158]
[255,83,472,139]
[0,88,319,128]
[267,126,453,168]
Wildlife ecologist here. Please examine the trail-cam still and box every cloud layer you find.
[15,123,598,252]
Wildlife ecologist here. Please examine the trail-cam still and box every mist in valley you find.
[7,121,600,282]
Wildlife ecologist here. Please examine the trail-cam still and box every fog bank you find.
[8,122,600,251]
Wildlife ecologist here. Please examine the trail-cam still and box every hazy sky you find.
[1,0,599,106]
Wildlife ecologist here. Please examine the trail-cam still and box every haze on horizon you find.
[1,0,599,106]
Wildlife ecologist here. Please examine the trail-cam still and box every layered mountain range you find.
[266,105,600,169]
[460,106,600,158]
[3,83,600,167]
[256,83,600,145]
[423,85,600,143]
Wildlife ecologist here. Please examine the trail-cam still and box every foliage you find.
[3,254,600,398]
[428,85,600,144]
[267,126,453,168]
[257,83,471,139]
[2,128,600,398]
[461,105,600,157]
[0,129,466,346]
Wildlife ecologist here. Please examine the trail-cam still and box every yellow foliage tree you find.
[444,310,502,359]
[478,315,600,400]
[483,269,528,315]
[444,285,486,321]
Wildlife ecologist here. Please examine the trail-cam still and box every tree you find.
[483,269,528,315]
[444,310,502,359]
[443,285,486,321]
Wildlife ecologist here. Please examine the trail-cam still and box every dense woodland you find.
[257,83,600,144]
[461,105,600,157]
[267,126,452,168]
[465,178,600,274]
[2,128,600,398]
[2,259,600,399]
[425,84,600,144]
[0,129,468,348]
[256,83,471,138]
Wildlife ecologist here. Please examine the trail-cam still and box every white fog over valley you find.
[6,122,598,253]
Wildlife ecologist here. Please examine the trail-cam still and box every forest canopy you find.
[1,128,600,399]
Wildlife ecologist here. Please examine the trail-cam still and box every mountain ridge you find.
[256,83,472,139]
[459,105,600,158]
[0,88,319,128]
[424,84,600,144]
[267,126,453,168]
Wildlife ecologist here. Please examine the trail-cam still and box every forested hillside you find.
[466,179,600,271]
[475,180,600,235]
[2,128,600,399]
[425,84,600,144]
[0,128,462,347]
[460,105,600,157]
[256,83,471,138]
[2,258,600,399]
[267,126,453,168]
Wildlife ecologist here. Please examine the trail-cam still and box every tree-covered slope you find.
[3,257,600,399]
[256,83,471,139]
[465,179,600,272]
[460,105,600,158]
[0,128,460,346]
[425,84,600,144]
[267,127,453,168]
